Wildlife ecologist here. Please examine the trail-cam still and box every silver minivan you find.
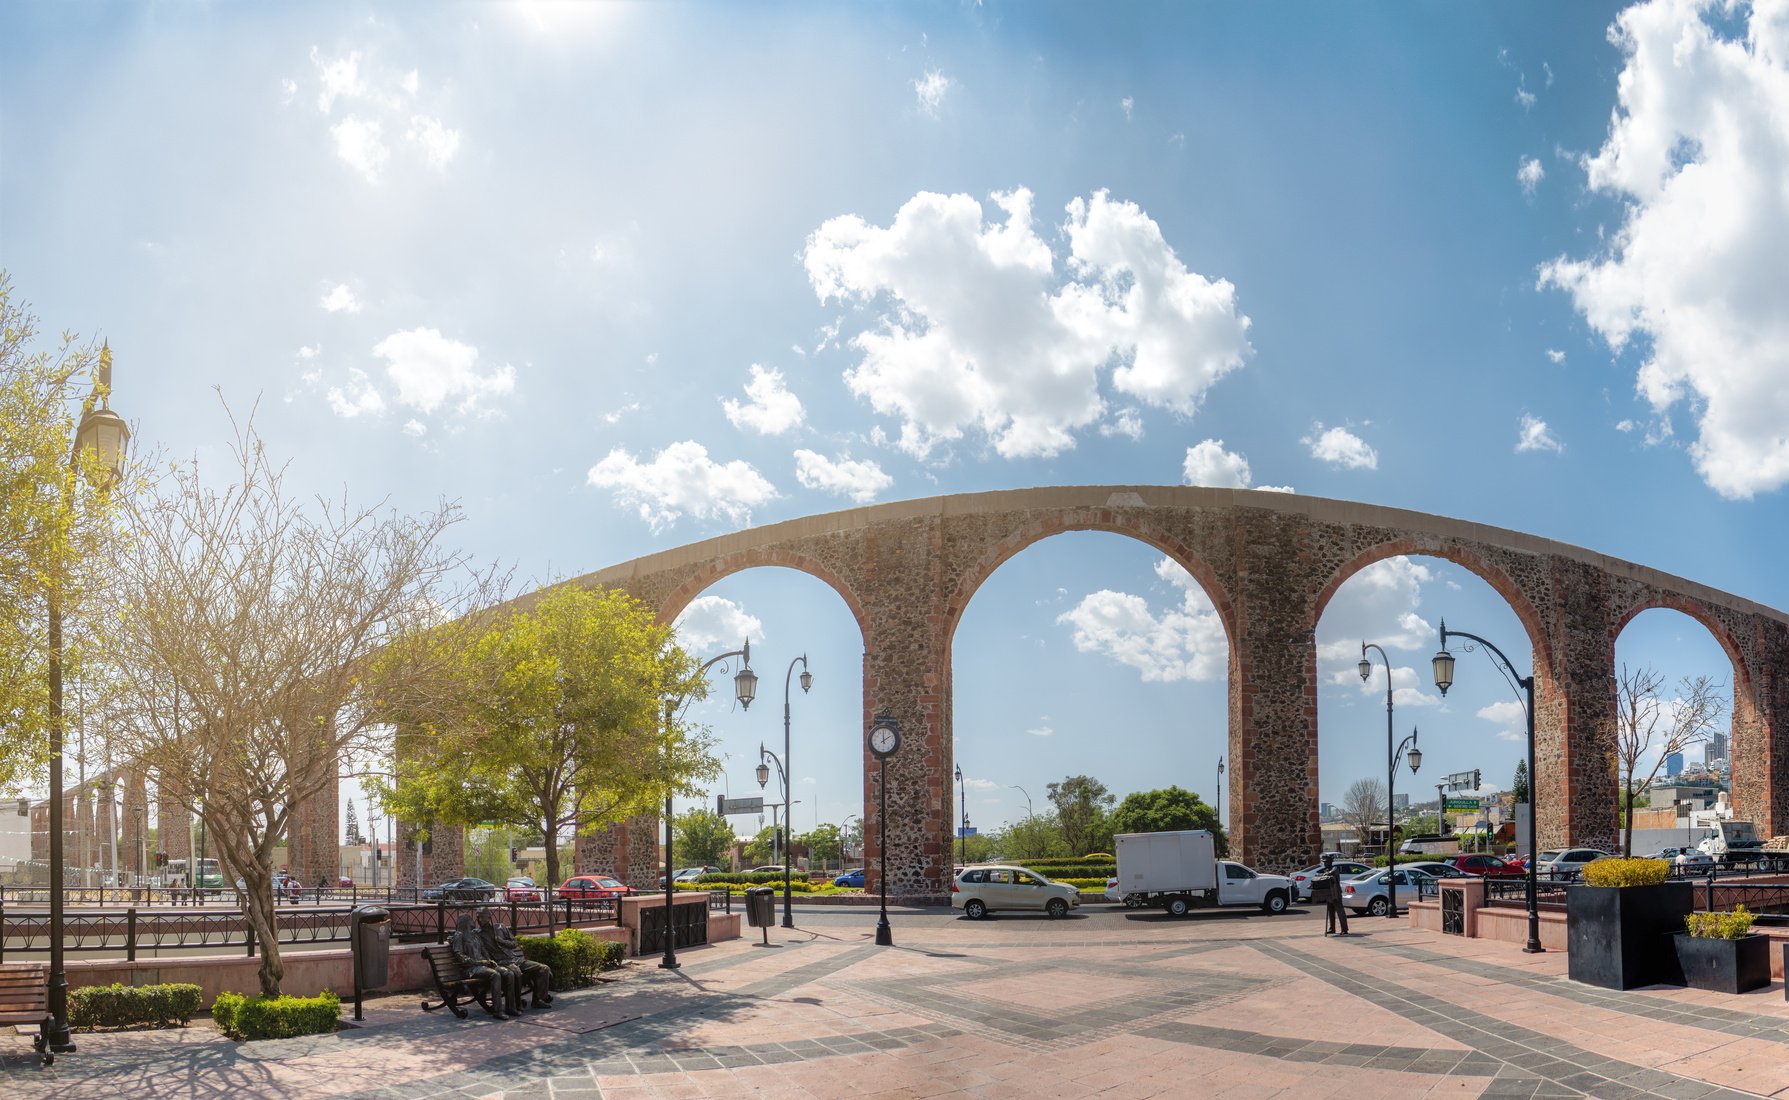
[952,865,1081,920]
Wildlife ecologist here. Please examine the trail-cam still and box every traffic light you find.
[373,841,382,863]
[509,846,519,862]
[155,851,167,866]
[1473,768,1482,789]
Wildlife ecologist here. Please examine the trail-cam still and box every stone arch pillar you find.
[1540,557,1619,851]
[287,771,340,890]
[396,821,465,890]
[1749,616,1789,835]
[122,770,149,880]
[1227,516,1320,874]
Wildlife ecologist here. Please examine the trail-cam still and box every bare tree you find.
[96,407,498,996]
[1341,777,1387,856]
[1615,664,1726,856]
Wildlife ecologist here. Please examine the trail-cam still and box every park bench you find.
[419,944,497,1019]
[0,963,54,1065]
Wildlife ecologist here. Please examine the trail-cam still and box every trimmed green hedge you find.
[1057,878,1110,891]
[212,990,340,1041]
[694,872,819,886]
[70,983,202,1030]
[1000,862,1116,879]
[519,928,624,990]
[676,880,847,896]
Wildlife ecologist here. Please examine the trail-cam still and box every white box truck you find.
[1114,829,1293,916]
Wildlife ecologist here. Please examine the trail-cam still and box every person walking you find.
[1317,854,1349,936]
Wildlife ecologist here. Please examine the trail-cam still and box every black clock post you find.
[868,712,901,947]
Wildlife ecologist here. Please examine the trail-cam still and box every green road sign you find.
[1444,798,1481,812]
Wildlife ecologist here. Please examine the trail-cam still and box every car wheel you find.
[1262,890,1288,914]
[1367,896,1389,916]
[1046,898,1069,919]
[1166,896,1190,918]
[964,898,988,920]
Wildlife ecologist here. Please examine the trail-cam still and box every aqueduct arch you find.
[368,485,1789,899]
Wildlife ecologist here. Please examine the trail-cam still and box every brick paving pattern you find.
[10,909,1789,1098]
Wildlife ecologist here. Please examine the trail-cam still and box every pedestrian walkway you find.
[7,907,1789,1098]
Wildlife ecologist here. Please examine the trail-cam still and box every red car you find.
[557,874,636,902]
[1448,853,1524,878]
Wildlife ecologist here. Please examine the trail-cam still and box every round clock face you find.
[869,722,900,756]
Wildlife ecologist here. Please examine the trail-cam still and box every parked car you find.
[1446,853,1525,878]
[1647,847,1715,872]
[745,865,787,874]
[505,876,544,902]
[558,874,636,903]
[833,868,866,888]
[1342,867,1438,916]
[1288,861,1371,902]
[952,865,1081,920]
[1401,861,1469,883]
[422,877,499,902]
[337,876,355,888]
[1535,848,1611,880]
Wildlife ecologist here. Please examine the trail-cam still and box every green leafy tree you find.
[465,827,516,884]
[1108,786,1226,855]
[1511,759,1529,804]
[0,276,137,795]
[1047,775,1115,856]
[674,808,735,868]
[376,583,719,892]
[798,823,843,868]
[743,824,778,866]
[997,812,1069,860]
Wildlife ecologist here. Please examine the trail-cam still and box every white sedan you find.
[1341,867,1437,916]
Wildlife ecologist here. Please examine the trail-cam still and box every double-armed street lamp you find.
[45,344,131,1056]
[663,641,758,970]
[777,655,810,928]
[1009,784,1032,820]
[756,745,790,924]
[1432,619,1543,953]
[1360,642,1422,917]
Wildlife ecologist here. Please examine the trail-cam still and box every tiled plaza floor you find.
[9,904,1789,1098]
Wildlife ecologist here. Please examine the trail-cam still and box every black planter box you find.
[1674,933,1771,994]
[1566,881,1692,989]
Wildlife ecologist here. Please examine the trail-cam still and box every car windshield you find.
[1539,851,1562,861]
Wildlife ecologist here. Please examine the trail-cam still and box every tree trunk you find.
[544,832,560,895]
[1623,785,1634,858]
[240,864,284,996]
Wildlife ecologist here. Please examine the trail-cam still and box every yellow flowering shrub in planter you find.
[1580,858,1670,888]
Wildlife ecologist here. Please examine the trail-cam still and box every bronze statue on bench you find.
[481,908,553,1008]
[450,912,516,1019]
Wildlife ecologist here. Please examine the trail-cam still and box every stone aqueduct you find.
[272,485,1789,898]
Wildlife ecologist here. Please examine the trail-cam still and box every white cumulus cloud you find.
[1316,556,1441,708]
[312,48,364,113]
[1515,413,1564,454]
[1304,423,1378,470]
[326,368,385,419]
[1539,0,1789,500]
[406,115,461,170]
[1478,699,1527,742]
[674,595,766,649]
[1517,156,1545,195]
[1099,407,1144,440]
[372,327,515,415]
[1182,439,1251,489]
[722,365,805,435]
[588,441,778,531]
[330,116,388,182]
[1546,348,1566,365]
[914,69,953,116]
[793,450,893,503]
[804,188,1252,459]
[320,283,361,313]
[1056,556,1227,683]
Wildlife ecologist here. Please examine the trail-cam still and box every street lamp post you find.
[1435,782,1449,838]
[778,655,810,929]
[1385,726,1421,916]
[1432,619,1543,953]
[663,641,757,970]
[1217,756,1225,823]
[1008,785,1032,819]
[954,764,967,865]
[44,343,129,1056]
[757,745,788,906]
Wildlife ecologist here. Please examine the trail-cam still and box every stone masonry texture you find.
[409,486,1789,894]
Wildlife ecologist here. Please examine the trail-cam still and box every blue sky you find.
[4,1,1782,844]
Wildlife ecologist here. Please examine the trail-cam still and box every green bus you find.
[166,857,224,893]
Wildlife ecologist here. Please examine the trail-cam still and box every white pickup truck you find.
[1113,829,1293,916]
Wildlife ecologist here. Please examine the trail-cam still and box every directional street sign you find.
[717,796,766,816]
[1444,798,1482,812]
[957,826,978,838]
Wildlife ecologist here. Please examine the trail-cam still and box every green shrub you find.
[519,928,621,990]
[1581,858,1670,888]
[693,872,823,887]
[675,880,841,895]
[1058,878,1111,890]
[211,990,340,1041]
[69,983,202,1030]
[1686,905,1756,940]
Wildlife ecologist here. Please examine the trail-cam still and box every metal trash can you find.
[350,905,391,1020]
[745,886,776,946]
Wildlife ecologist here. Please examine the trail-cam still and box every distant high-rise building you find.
[1665,752,1684,778]
[1393,793,1410,810]
[1709,729,1730,763]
